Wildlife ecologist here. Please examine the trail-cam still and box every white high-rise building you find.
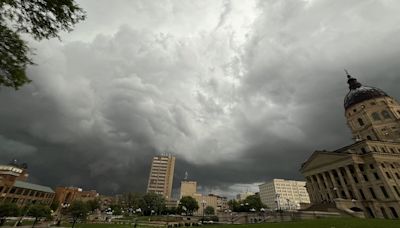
[259,179,310,210]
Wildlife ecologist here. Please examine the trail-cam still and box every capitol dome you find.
[344,74,389,110]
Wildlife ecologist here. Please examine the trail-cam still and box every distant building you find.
[54,186,99,207]
[146,154,175,200]
[179,180,227,214]
[259,179,310,210]
[236,191,255,201]
[300,74,400,219]
[0,163,55,207]
[180,181,197,198]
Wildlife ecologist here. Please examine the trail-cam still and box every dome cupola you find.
[344,72,389,110]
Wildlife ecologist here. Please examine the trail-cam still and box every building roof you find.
[13,180,54,193]
[344,74,389,109]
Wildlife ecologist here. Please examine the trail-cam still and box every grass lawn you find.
[70,218,399,228]
[209,218,399,228]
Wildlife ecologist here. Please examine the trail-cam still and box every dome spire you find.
[345,69,362,90]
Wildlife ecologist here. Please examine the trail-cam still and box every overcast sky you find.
[1,0,400,198]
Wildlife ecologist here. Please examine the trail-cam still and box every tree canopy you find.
[228,195,267,212]
[0,0,86,89]
[27,204,52,227]
[204,206,215,215]
[68,200,88,228]
[178,196,199,215]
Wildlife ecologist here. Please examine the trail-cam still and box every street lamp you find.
[275,194,281,211]
[201,200,207,223]
[260,208,266,222]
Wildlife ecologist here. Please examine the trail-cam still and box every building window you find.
[359,189,366,200]
[363,174,369,182]
[371,112,381,121]
[357,118,365,126]
[389,207,399,219]
[381,207,389,219]
[382,110,392,119]
[358,164,364,172]
[366,135,372,140]
[380,186,390,198]
[395,173,400,179]
[393,186,400,197]
[374,172,380,180]
[386,172,392,179]
[366,207,375,218]
[369,187,377,199]
[381,163,386,168]
[369,164,374,169]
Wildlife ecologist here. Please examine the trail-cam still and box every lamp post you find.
[201,200,206,223]
[275,194,281,211]
[260,208,266,222]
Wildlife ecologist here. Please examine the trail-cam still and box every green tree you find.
[204,206,215,215]
[242,195,267,211]
[0,203,20,226]
[0,0,86,89]
[142,192,166,215]
[27,204,51,228]
[227,199,239,212]
[178,196,198,215]
[86,199,100,212]
[68,201,88,228]
[50,200,59,212]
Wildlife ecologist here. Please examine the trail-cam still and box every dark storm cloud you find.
[1,0,400,196]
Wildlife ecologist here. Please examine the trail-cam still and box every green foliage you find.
[204,206,215,215]
[228,195,267,212]
[109,204,122,215]
[50,200,60,211]
[121,192,145,210]
[27,204,52,227]
[142,192,166,215]
[86,199,100,212]
[0,0,86,89]
[242,194,267,211]
[178,196,198,215]
[0,202,20,217]
[68,200,89,221]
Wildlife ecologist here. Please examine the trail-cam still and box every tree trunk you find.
[72,218,77,228]
[31,218,37,228]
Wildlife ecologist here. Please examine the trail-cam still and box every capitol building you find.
[301,73,400,219]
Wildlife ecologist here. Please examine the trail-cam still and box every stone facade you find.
[300,74,400,219]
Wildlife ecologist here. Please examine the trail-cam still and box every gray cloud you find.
[1,0,400,197]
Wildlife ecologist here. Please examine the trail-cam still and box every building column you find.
[316,174,329,201]
[321,172,334,201]
[310,176,321,202]
[336,168,351,199]
[344,166,362,200]
[305,179,316,203]
[328,170,339,199]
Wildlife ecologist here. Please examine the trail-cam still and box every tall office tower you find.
[146,154,175,200]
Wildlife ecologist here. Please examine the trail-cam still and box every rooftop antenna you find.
[344,69,351,78]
